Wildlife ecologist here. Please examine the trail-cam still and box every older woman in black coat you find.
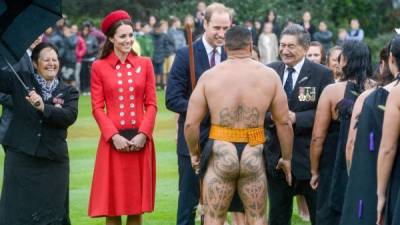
[0,42,79,225]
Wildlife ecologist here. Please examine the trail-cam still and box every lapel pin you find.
[136,66,141,74]
[298,76,308,84]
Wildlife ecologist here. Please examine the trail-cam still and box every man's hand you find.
[276,158,292,186]
[289,111,296,124]
[376,195,386,225]
[190,154,200,174]
[310,172,319,190]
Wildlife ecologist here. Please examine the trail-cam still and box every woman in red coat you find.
[88,10,157,225]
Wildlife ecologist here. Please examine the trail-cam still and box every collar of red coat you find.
[106,51,138,68]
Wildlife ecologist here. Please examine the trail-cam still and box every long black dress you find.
[339,87,388,224]
[316,121,340,225]
[329,82,359,214]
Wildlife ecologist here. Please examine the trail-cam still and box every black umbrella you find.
[0,0,62,91]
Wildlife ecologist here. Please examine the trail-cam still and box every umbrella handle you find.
[1,56,41,107]
[27,88,42,107]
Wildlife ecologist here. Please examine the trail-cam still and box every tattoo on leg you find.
[203,141,239,221]
[212,142,240,180]
[219,104,259,127]
[238,146,267,221]
[204,177,235,219]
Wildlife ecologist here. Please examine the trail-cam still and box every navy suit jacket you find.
[166,39,227,156]
[265,59,334,179]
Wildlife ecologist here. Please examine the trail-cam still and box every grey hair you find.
[281,24,311,49]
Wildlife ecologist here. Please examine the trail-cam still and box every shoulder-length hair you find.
[340,40,371,92]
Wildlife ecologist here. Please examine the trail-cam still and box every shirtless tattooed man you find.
[184,26,294,225]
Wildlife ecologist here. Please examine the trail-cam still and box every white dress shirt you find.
[202,35,222,66]
[282,57,306,89]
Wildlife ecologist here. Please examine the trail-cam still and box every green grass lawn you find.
[0,91,309,225]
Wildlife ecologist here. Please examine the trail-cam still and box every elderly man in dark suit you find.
[165,3,232,225]
[265,24,334,225]
[0,35,42,149]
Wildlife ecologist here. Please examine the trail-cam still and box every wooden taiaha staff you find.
[185,24,204,225]
[186,25,196,90]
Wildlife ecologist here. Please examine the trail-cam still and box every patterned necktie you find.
[210,48,217,67]
[284,67,295,97]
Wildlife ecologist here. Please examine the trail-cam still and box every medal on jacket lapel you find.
[298,87,306,101]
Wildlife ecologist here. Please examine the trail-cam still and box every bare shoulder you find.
[323,81,345,93]
[258,63,280,82]
[197,70,212,84]
[354,88,376,109]
[320,81,347,102]
[359,88,375,100]
[391,83,400,96]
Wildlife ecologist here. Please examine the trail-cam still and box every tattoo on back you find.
[219,105,259,127]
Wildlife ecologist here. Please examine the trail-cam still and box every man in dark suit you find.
[0,35,41,149]
[165,3,232,225]
[265,24,334,225]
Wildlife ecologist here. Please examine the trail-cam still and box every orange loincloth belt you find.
[209,125,266,146]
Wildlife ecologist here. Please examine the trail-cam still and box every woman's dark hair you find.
[309,41,326,64]
[375,44,393,86]
[258,9,279,40]
[31,42,59,64]
[265,9,277,23]
[80,22,91,36]
[98,19,135,59]
[340,40,371,91]
[389,35,400,73]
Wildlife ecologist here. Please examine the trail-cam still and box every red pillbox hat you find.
[101,10,131,34]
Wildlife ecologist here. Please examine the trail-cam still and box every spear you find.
[185,24,204,225]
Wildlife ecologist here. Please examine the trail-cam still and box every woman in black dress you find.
[340,42,396,225]
[310,40,373,225]
[0,42,79,225]
[377,35,400,225]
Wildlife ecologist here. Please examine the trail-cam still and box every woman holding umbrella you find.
[0,42,79,225]
[88,10,157,225]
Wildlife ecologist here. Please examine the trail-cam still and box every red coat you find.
[75,35,87,63]
[88,51,157,216]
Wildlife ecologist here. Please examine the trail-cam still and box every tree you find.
[63,0,397,37]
